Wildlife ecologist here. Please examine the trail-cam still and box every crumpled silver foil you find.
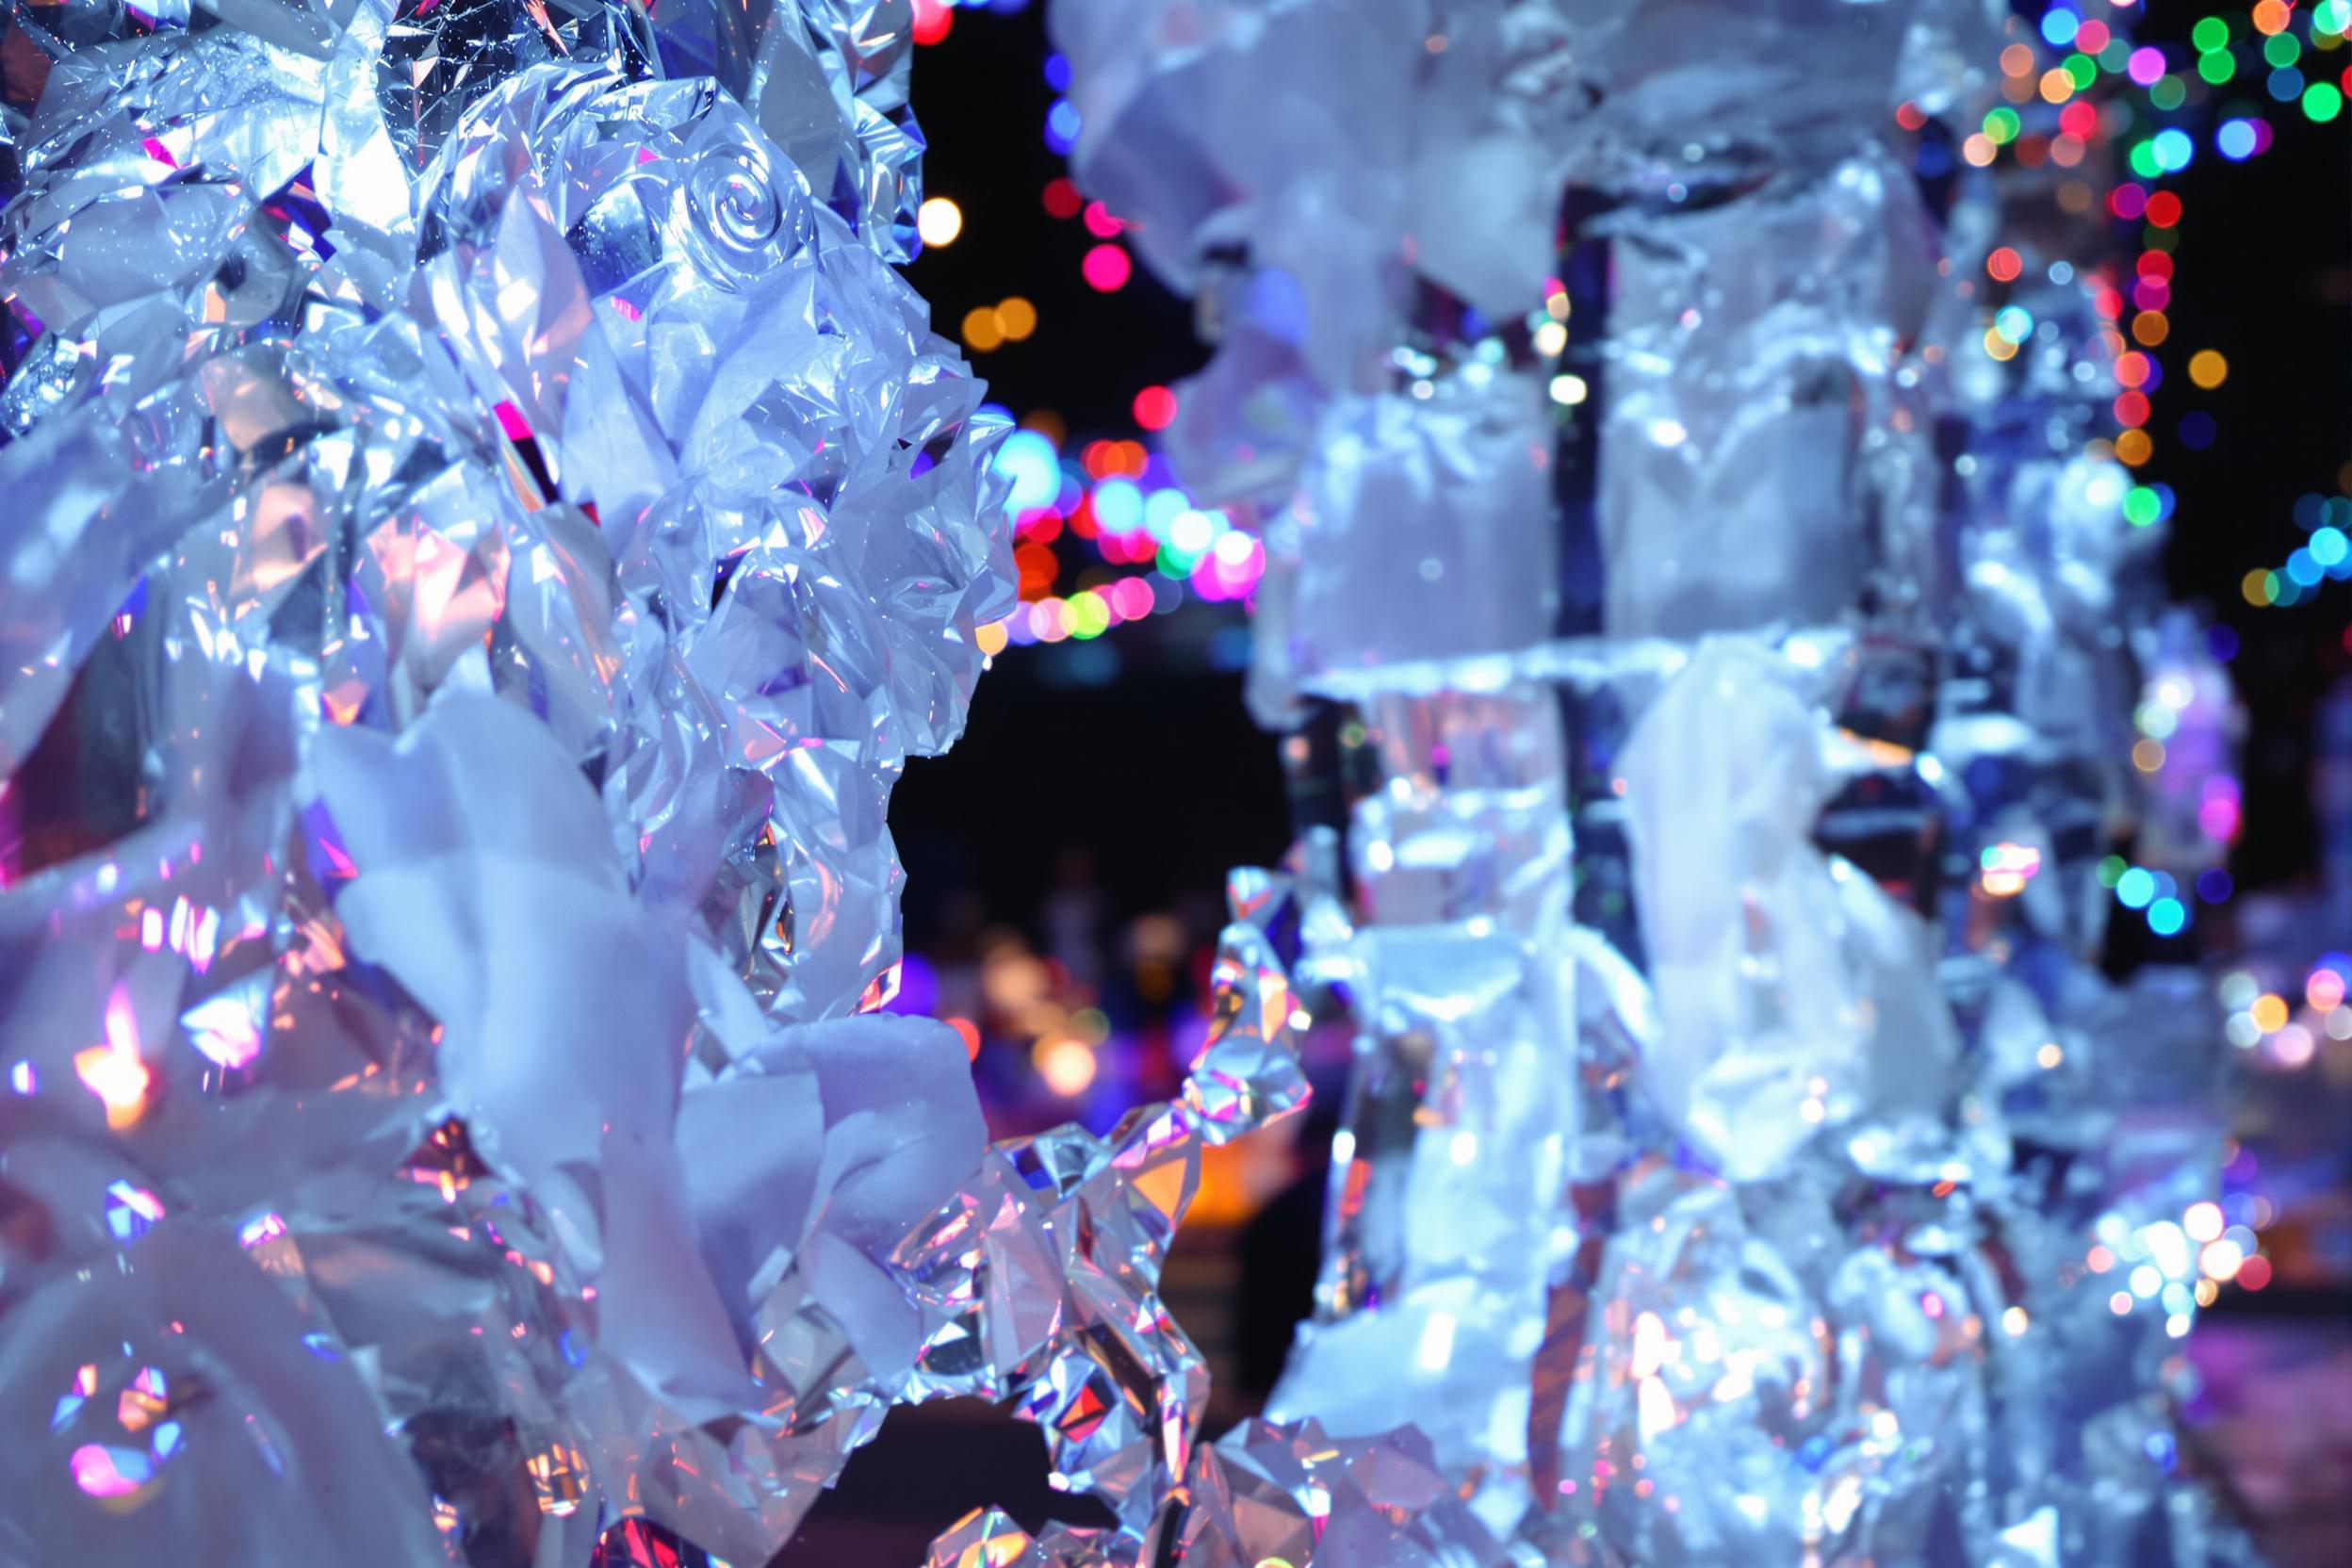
[1046,0,2264,1564]
[0,3,1020,1563]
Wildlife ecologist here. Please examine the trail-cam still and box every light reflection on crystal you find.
[70,1443,159,1504]
[102,1181,167,1243]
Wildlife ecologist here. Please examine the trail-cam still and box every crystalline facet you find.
[0,0,1009,1558]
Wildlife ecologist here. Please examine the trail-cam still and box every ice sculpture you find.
[0,0,2267,1560]
[0,2,1019,1562]
[1041,0,2262,1563]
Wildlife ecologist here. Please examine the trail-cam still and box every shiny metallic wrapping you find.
[0,2,1028,1563]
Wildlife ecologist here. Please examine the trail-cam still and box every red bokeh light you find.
[1014,540,1058,597]
[1132,385,1178,432]
[1082,243,1132,292]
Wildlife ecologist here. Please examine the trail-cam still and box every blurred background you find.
[779,2,2352,1560]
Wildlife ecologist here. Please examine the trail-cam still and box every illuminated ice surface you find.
[0,0,2273,1565]
[1040,1,2268,1565]
[0,2,1020,1563]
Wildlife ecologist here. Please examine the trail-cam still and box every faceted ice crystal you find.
[1,0,1010,1560]
[898,870,1315,1561]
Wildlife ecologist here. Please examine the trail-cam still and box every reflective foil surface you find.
[0,2,1016,1562]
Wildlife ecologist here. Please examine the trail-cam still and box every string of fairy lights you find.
[1922,0,2344,1310]
[905,10,1280,655]
[1961,1,2352,970]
